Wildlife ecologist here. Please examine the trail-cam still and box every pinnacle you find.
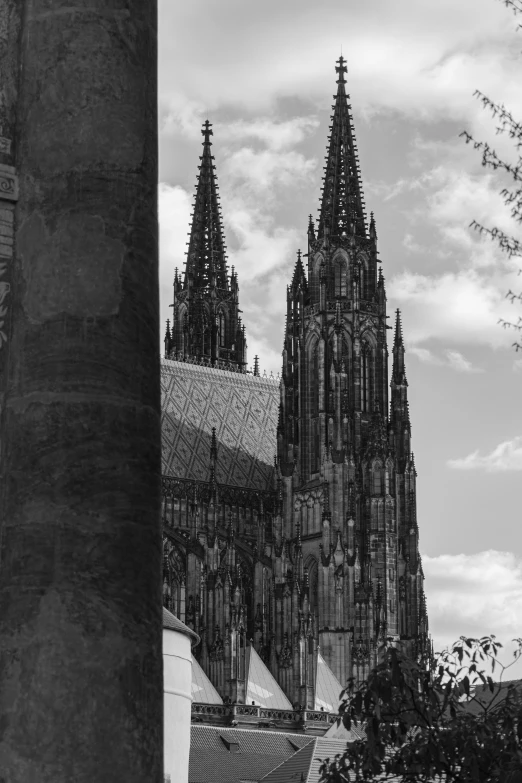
[394,309,404,347]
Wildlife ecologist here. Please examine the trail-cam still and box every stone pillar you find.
[0,2,162,782]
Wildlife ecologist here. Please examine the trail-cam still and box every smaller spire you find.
[164,319,172,358]
[394,309,404,348]
[308,214,315,239]
[210,426,218,463]
[253,355,260,377]
[369,211,377,241]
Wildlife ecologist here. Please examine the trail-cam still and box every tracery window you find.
[361,345,372,412]
[373,467,383,496]
[334,261,347,297]
[310,342,320,473]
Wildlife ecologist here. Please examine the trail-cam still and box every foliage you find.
[320,636,522,783]
[460,0,522,350]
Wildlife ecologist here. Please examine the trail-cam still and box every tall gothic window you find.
[311,342,319,473]
[334,261,346,297]
[217,310,225,347]
[341,336,351,408]
[361,346,372,412]
[360,265,365,300]
[373,465,383,495]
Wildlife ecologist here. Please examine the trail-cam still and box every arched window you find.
[361,345,372,412]
[334,261,347,298]
[310,341,320,474]
[216,310,226,347]
[311,256,323,304]
[373,468,383,496]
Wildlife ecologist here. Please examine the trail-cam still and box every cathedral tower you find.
[165,120,247,369]
[276,56,428,688]
[161,60,429,725]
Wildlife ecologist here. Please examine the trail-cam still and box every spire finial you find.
[336,55,348,84]
[202,119,213,143]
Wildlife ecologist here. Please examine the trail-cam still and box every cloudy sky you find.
[158,0,522,678]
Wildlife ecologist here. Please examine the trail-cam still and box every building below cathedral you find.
[161,56,430,739]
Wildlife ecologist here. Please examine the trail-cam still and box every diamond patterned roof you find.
[161,360,280,490]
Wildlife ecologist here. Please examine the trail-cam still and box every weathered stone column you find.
[0,3,162,782]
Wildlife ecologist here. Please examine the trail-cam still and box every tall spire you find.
[317,56,367,241]
[185,120,228,291]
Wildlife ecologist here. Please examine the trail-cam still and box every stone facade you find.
[161,57,429,713]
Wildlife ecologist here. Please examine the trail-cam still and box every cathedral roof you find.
[191,656,224,705]
[246,646,293,710]
[161,359,279,490]
[189,726,313,783]
[317,56,368,242]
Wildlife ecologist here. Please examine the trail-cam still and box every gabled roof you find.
[246,646,293,710]
[315,652,344,713]
[189,726,314,783]
[260,738,316,783]
[261,737,348,783]
[191,656,223,705]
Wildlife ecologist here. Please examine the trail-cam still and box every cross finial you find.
[202,119,213,142]
[336,55,347,84]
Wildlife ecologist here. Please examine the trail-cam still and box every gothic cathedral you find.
[161,57,429,727]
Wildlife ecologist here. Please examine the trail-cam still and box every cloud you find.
[445,350,483,373]
[448,436,522,471]
[159,0,522,118]
[408,346,483,372]
[513,358,522,373]
[424,550,522,679]
[219,117,320,151]
[403,233,425,254]
[158,183,192,332]
[389,268,517,348]
[222,147,317,195]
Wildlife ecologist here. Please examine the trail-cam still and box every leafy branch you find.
[460,0,522,350]
[320,636,522,783]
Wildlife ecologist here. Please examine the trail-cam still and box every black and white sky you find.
[158,0,522,677]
